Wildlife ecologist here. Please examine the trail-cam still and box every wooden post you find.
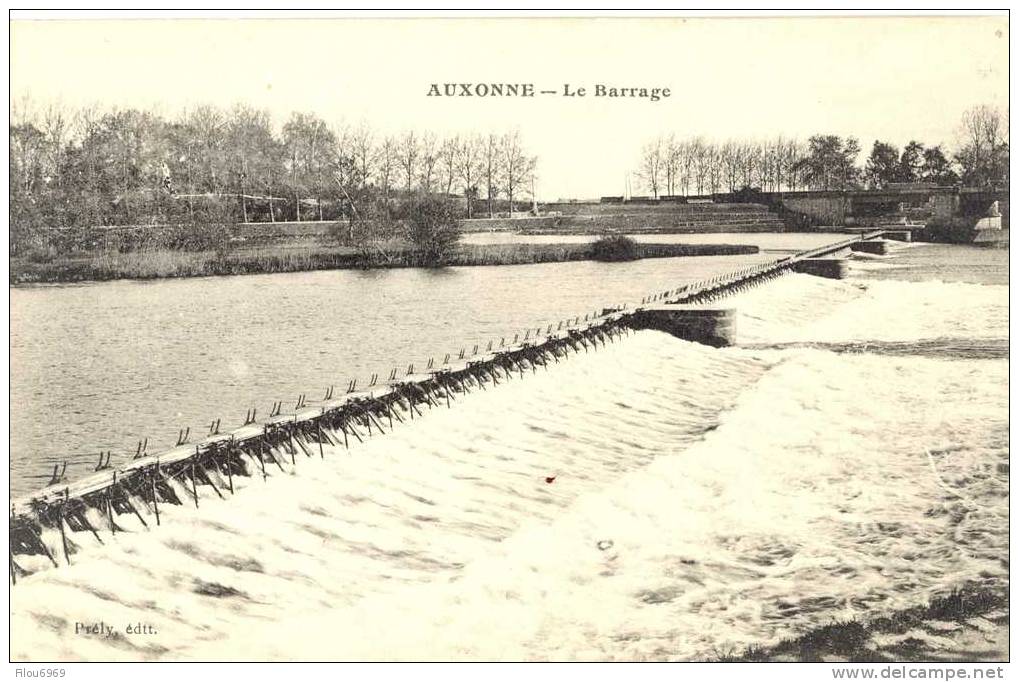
[199,465,225,500]
[226,453,234,493]
[258,440,267,481]
[264,443,286,472]
[28,526,58,568]
[9,549,17,586]
[317,423,325,459]
[58,507,71,566]
[191,461,199,508]
[107,492,115,534]
[347,422,364,444]
[77,509,104,544]
[367,413,386,435]
[293,431,312,458]
[125,497,149,528]
[151,469,160,526]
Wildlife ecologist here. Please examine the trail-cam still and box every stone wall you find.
[776,193,850,226]
[459,216,560,232]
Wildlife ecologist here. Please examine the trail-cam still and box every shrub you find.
[591,234,639,262]
[401,193,462,265]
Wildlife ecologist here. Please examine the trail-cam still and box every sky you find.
[9,15,1010,200]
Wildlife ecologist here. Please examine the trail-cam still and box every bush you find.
[591,234,639,261]
[401,194,462,265]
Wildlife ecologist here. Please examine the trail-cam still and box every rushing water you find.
[8,235,1009,661]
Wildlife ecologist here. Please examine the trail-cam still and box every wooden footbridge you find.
[8,230,892,582]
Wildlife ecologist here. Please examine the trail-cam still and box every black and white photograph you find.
[6,10,1011,669]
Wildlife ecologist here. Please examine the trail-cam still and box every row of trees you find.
[635,135,809,197]
[9,97,538,251]
[634,105,1009,195]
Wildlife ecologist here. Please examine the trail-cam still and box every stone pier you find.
[850,239,891,255]
[790,258,849,279]
[630,306,736,347]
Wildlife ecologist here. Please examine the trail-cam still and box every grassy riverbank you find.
[715,585,1008,663]
[9,241,758,285]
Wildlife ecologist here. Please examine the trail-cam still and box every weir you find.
[7,229,892,582]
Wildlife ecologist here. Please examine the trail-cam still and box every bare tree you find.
[456,135,481,218]
[782,138,805,191]
[439,135,459,196]
[724,140,742,193]
[679,139,697,196]
[347,123,375,190]
[282,112,336,221]
[481,133,501,218]
[377,136,397,196]
[662,134,680,196]
[706,145,722,193]
[957,104,1009,186]
[418,132,438,193]
[637,137,664,198]
[396,130,419,192]
[737,141,758,190]
[500,131,534,215]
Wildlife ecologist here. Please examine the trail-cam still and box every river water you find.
[10,233,829,497]
[8,234,1009,661]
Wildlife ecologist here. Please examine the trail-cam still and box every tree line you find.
[9,97,538,253]
[635,135,808,198]
[634,105,1009,196]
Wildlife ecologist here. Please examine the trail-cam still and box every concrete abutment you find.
[790,258,849,279]
[629,306,737,347]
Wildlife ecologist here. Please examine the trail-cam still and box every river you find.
[9,233,1009,661]
[9,232,837,497]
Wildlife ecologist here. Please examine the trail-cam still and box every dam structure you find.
[8,230,890,582]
